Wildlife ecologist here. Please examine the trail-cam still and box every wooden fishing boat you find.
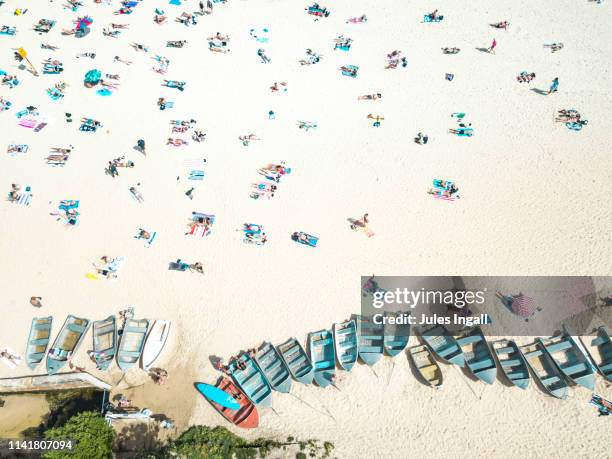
[308,329,336,388]
[356,315,384,366]
[117,318,149,372]
[46,315,90,375]
[420,325,465,367]
[333,319,358,371]
[519,341,568,399]
[141,320,171,371]
[580,326,612,382]
[92,316,116,371]
[254,341,292,393]
[455,326,497,384]
[277,338,314,384]
[409,344,443,388]
[25,316,53,370]
[539,327,595,391]
[492,339,530,389]
[383,311,410,357]
[228,352,273,407]
[196,377,259,428]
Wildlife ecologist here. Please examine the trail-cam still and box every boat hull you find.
[520,341,568,400]
[255,342,292,393]
[492,339,530,390]
[26,316,53,370]
[92,316,117,371]
[333,320,358,371]
[421,325,465,367]
[309,329,336,388]
[46,315,90,375]
[455,326,497,384]
[277,338,314,385]
[356,315,384,366]
[117,318,149,372]
[196,378,258,428]
[141,320,171,371]
[409,344,443,388]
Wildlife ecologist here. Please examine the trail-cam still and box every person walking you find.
[547,77,559,94]
[488,38,497,54]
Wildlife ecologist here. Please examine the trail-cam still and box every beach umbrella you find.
[16,47,39,76]
[510,293,536,318]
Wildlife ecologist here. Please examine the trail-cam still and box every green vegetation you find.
[43,411,115,459]
[161,425,334,459]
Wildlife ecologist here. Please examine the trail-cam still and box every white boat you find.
[141,320,171,370]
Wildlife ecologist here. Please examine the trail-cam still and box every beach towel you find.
[424,15,443,22]
[16,186,32,205]
[145,232,157,248]
[188,170,205,180]
[97,88,112,96]
[1,347,22,369]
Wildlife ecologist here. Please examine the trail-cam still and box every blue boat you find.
[46,315,90,375]
[277,338,314,384]
[116,318,149,372]
[383,312,410,357]
[580,326,612,382]
[92,316,117,371]
[455,326,497,384]
[492,339,530,390]
[520,341,568,399]
[254,342,292,393]
[355,315,384,366]
[228,352,273,407]
[25,317,53,370]
[333,319,358,371]
[308,329,336,388]
[420,325,465,367]
[539,327,596,391]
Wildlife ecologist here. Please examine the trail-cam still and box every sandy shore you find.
[1,0,611,457]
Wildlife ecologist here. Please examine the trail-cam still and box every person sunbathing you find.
[358,93,382,100]
[493,21,509,29]
[189,262,204,274]
[0,350,19,365]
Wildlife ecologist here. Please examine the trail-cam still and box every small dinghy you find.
[383,311,410,357]
[47,315,90,375]
[420,325,464,367]
[277,338,314,384]
[92,316,117,371]
[308,329,336,388]
[195,377,259,428]
[492,339,530,389]
[25,316,53,370]
[228,352,273,407]
[409,344,443,388]
[255,341,292,393]
[455,326,497,384]
[141,320,171,371]
[333,319,358,371]
[580,326,611,382]
[356,315,384,366]
[117,318,149,372]
[520,341,568,399]
[539,327,596,391]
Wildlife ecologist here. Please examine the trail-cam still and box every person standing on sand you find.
[488,38,497,54]
[547,77,559,94]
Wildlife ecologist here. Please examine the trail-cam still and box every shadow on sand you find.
[475,47,491,53]
[530,88,549,95]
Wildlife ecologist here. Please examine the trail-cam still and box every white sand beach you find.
[1,0,611,457]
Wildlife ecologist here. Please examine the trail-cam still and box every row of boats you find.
[196,315,611,428]
[25,314,171,375]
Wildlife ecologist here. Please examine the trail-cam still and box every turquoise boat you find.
[308,329,336,388]
[25,317,53,370]
[277,338,314,384]
[117,318,149,371]
[520,341,568,399]
[539,327,595,391]
[580,326,612,382]
[356,315,384,366]
[455,326,497,384]
[383,311,410,357]
[92,316,117,371]
[492,339,530,390]
[420,325,465,367]
[333,319,358,371]
[254,342,292,393]
[228,352,273,407]
[46,315,90,375]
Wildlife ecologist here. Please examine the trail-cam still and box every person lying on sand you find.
[358,93,382,100]
[130,186,144,203]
